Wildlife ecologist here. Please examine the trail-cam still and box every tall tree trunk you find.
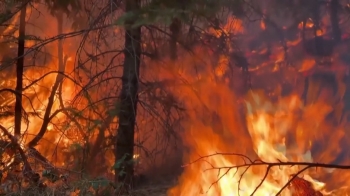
[14,5,27,137]
[330,0,341,42]
[28,11,66,147]
[169,18,181,60]
[115,0,141,188]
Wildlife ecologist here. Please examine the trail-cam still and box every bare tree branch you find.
[184,152,349,195]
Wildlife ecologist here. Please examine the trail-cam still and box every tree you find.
[112,0,251,186]
[113,0,228,187]
[14,2,28,137]
[114,0,141,187]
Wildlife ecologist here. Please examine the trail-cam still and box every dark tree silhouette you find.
[115,0,141,188]
[14,3,27,137]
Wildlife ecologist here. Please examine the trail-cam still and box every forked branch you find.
[184,152,350,195]
[27,56,69,148]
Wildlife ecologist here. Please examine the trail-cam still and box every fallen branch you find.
[0,124,39,184]
[184,152,349,195]
[0,124,65,188]
[27,147,63,183]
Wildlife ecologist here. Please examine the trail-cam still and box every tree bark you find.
[28,11,66,147]
[14,5,27,137]
[115,0,141,187]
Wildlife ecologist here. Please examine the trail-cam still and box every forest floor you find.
[126,175,176,196]
[128,183,171,196]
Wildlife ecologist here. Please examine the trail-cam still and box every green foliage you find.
[0,10,12,25]
[60,178,114,196]
[111,153,140,178]
[70,142,83,151]
[115,8,187,27]
[42,169,60,182]
[115,0,226,27]
[106,101,120,116]
[90,178,110,191]
[112,153,129,170]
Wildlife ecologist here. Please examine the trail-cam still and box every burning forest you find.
[2,0,350,195]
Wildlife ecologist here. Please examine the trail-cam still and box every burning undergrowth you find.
[166,66,350,195]
[165,5,350,196]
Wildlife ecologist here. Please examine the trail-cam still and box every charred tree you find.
[28,11,66,147]
[330,0,341,42]
[115,0,141,187]
[14,5,26,137]
[169,18,181,60]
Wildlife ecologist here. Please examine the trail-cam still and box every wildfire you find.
[2,0,350,195]
[0,3,109,183]
[168,85,336,195]
[167,13,350,195]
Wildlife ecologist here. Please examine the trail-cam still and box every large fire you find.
[168,89,332,195]
[0,3,118,186]
[1,1,350,195]
[166,15,350,196]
